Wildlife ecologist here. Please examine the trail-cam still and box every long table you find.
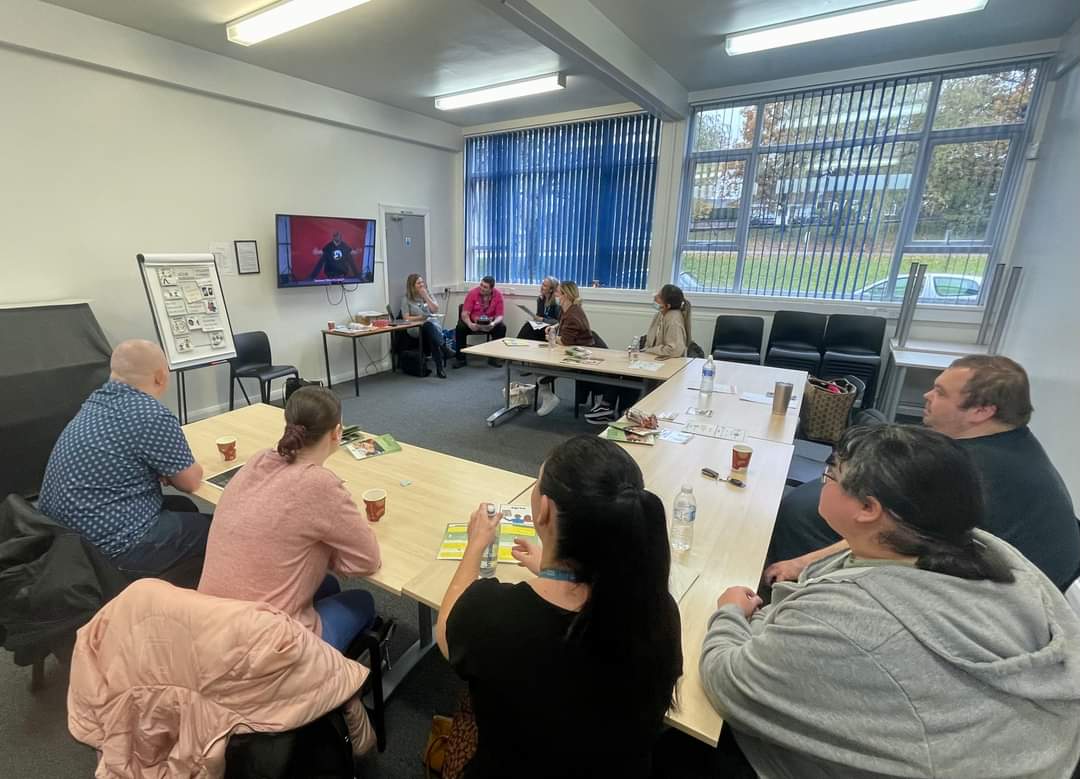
[184,403,535,694]
[402,355,804,745]
[461,338,691,426]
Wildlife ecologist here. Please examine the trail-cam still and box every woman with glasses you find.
[700,424,1080,778]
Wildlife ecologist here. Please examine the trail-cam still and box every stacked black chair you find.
[711,315,764,365]
[229,332,299,408]
[818,314,887,407]
[764,311,827,374]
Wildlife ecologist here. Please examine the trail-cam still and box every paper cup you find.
[215,436,237,462]
[326,320,336,331]
[362,488,387,522]
[731,444,753,473]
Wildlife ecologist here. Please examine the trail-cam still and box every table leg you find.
[378,602,435,701]
[322,332,332,389]
[352,338,360,397]
[886,365,906,422]
[485,359,523,427]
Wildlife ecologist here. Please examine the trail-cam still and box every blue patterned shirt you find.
[39,380,196,557]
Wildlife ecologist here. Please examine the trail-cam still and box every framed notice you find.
[137,253,238,371]
[235,240,260,275]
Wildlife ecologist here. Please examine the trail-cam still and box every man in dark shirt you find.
[308,231,360,280]
[766,355,1080,591]
[39,340,211,580]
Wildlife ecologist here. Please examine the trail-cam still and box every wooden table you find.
[639,359,807,445]
[321,323,417,396]
[184,403,534,694]
[461,338,691,426]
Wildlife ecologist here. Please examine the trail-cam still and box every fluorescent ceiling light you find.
[725,0,988,56]
[435,73,566,110]
[227,0,372,46]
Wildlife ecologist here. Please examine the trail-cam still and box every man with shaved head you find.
[39,339,211,579]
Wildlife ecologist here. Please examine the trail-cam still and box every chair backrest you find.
[823,314,886,354]
[767,311,828,350]
[590,331,608,349]
[232,331,272,367]
[711,315,764,351]
[386,305,395,320]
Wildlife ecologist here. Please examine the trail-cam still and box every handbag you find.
[423,693,478,779]
[799,377,857,444]
[502,382,535,409]
[284,377,323,403]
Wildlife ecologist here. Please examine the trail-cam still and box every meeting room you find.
[3,0,1080,777]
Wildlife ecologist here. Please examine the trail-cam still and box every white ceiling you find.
[590,0,1080,93]
[43,0,1080,128]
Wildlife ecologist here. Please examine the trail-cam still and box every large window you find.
[677,62,1042,305]
[466,113,661,289]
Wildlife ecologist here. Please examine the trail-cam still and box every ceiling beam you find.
[486,0,689,120]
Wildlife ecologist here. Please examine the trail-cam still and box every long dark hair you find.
[832,424,1014,583]
[658,284,691,344]
[539,436,681,713]
[276,386,341,463]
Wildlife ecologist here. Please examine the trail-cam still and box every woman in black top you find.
[515,275,561,341]
[436,436,682,779]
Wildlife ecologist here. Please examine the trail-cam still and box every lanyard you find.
[538,568,581,583]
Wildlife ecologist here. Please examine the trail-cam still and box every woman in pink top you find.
[198,387,381,652]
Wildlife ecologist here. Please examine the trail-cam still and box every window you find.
[676,62,1043,304]
[465,113,662,289]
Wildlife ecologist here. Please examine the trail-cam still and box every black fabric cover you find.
[0,495,129,666]
[224,709,354,779]
[0,303,111,498]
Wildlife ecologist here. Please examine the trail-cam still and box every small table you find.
[321,324,415,396]
[876,338,986,421]
[461,338,691,427]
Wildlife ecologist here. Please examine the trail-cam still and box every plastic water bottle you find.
[701,356,716,394]
[479,503,499,578]
[670,485,697,553]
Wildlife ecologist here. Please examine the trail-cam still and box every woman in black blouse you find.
[436,435,682,779]
[515,275,561,341]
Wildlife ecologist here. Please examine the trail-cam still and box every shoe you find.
[536,387,560,416]
[487,357,503,367]
[436,368,447,378]
[584,402,613,422]
[453,358,466,369]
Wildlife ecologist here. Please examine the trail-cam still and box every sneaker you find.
[585,408,616,425]
[537,387,560,417]
[584,402,613,421]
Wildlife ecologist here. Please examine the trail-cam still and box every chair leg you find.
[237,379,252,407]
[30,658,45,693]
[229,375,236,411]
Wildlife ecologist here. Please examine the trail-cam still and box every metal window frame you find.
[675,59,1048,304]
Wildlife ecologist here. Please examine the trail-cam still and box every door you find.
[384,213,427,318]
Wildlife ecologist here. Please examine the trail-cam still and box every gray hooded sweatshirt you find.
[700,530,1080,778]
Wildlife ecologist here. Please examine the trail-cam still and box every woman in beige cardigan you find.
[585,284,691,424]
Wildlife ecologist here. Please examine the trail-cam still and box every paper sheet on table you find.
[669,561,700,603]
[629,360,663,372]
[741,391,798,410]
[527,319,549,330]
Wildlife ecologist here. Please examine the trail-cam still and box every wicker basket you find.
[799,377,857,444]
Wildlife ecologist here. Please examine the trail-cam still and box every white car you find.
[857,273,982,304]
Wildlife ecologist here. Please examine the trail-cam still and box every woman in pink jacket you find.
[199,386,381,651]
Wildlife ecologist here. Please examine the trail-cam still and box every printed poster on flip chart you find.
[138,253,237,371]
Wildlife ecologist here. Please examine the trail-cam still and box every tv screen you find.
[276,214,376,288]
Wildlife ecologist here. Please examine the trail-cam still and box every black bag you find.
[398,348,428,377]
[284,377,323,403]
[224,709,354,779]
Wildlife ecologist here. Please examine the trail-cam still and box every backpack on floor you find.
[224,708,354,779]
[398,348,428,377]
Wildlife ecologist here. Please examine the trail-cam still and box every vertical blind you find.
[466,113,662,289]
[678,61,1042,304]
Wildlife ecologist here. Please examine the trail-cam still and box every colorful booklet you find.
[602,426,656,445]
[437,504,539,562]
[344,433,401,460]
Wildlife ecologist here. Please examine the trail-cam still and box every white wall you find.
[0,44,458,420]
[1002,23,1080,498]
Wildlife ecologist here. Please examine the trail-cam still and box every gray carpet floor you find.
[4,361,723,779]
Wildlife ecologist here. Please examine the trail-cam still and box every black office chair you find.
[388,309,432,377]
[229,332,299,409]
[711,315,765,365]
[818,314,887,407]
[764,311,827,374]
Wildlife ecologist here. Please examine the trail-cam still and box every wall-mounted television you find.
[276,214,376,288]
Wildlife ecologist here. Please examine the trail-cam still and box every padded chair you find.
[818,314,887,407]
[229,332,299,409]
[389,309,432,377]
[711,315,765,365]
[764,311,827,374]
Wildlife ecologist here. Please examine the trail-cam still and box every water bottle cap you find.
[681,484,693,493]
